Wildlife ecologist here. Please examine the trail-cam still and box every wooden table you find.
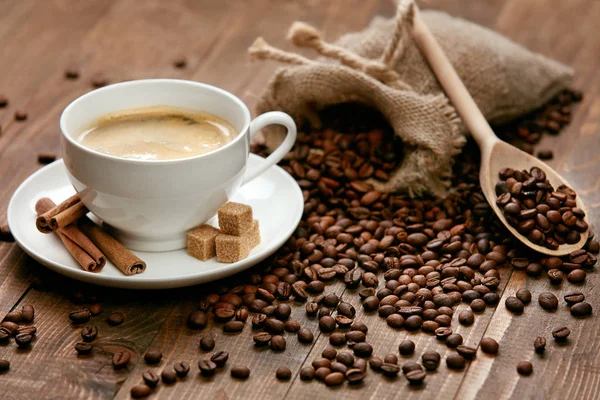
[0,0,598,399]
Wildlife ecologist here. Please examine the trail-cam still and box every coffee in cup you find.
[77,106,236,161]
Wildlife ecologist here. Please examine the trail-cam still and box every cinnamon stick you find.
[36,193,80,233]
[35,198,106,272]
[78,219,146,276]
[49,200,88,231]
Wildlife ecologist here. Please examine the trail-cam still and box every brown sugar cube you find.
[218,202,253,235]
[248,220,260,248]
[215,220,261,263]
[187,224,221,261]
[216,233,251,263]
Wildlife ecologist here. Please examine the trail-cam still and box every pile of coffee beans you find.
[0,304,36,353]
[496,166,589,249]
[2,90,596,394]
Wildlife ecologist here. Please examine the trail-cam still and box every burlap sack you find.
[248,1,573,197]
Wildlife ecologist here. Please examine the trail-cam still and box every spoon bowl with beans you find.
[411,7,588,256]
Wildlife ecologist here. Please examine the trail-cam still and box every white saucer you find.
[7,154,303,289]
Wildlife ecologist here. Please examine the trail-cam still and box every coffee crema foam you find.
[77,106,236,160]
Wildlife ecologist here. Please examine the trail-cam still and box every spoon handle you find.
[411,7,499,151]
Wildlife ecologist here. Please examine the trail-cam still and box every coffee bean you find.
[483,293,500,306]
[446,333,463,348]
[21,305,34,323]
[564,292,585,306]
[112,351,131,369]
[552,327,571,341]
[505,296,525,313]
[14,110,27,121]
[534,337,546,354]
[435,327,452,340]
[276,367,292,380]
[446,354,466,369]
[91,73,109,88]
[517,361,533,376]
[282,319,299,333]
[187,311,207,329]
[470,299,486,312]
[161,367,177,383]
[336,351,355,367]
[320,346,336,360]
[363,296,379,311]
[350,321,368,333]
[404,315,423,330]
[75,342,93,355]
[298,328,314,343]
[1,321,18,336]
[398,340,415,355]
[165,362,186,380]
[456,345,477,360]
[142,370,159,387]
[386,314,405,329]
[265,318,285,334]
[81,325,98,342]
[353,359,367,374]
[223,320,245,332]
[381,363,401,376]
[199,336,215,351]
[421,351,441,371]
[198,360,217,376]
[252,313,267,328]
[480,338,499,354]
[516,289,532,304]
[323,371,343,386]
[337,302,356,319]
[15,333,33,348]
[383,354,398,365]
[231,366,250,379]
[300,366,315,381]
[144,350,162,365]
[69,309,91,324]
[130,384,151,398]
[458,310,475,326]
[329,332,346,346]
[353,342,373,358]
[568,269,586,283]
[64,66,80,79]
[271,335,286,351]
[173,56,187,69]
[401,362,423,376]
[406,369,427,384]
[538,292,559,311]
[274,303,291,320]
[319,316,336,333]
[537,150,553,160]
[89,303,103,316]
[369,357,383,371]
[17,326,36,336]
[570,302,592,317]
[346,368,366,383]
[209,351,228,368]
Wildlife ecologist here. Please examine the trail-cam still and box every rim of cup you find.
[59,79,252,165]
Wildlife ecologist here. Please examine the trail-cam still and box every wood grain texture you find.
[0,0,598,399]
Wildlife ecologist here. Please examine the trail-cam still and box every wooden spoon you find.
[411,8,588,256]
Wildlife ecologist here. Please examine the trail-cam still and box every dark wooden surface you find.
[0,0,598,399]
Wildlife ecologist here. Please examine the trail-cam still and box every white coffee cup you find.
[60,79,296,252]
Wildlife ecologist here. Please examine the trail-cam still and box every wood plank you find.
[0,276,179,399]
[0,0,118,322]
[455,0,600,398]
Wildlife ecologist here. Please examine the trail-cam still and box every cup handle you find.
[242,111,297,185]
